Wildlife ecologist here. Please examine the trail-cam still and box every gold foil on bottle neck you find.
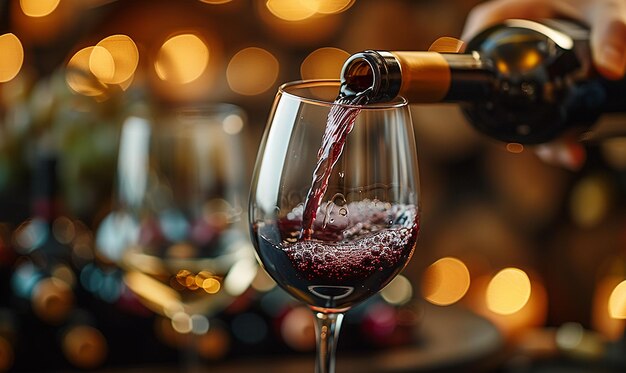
[391,51,451,102]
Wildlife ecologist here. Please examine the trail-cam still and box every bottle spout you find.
[340,50,401,102]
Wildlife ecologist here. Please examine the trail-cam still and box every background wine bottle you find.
[341,19,626,144]
[11,153,77,325]
[0,308,16,373]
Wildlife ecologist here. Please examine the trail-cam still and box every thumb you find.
[588,5,626,79]
[534,136,586,171]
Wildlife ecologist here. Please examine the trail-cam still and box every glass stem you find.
[313,311,344,373]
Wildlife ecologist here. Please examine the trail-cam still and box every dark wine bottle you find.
[0,308,17,372]
[11,153,76,325]
[341,19,626,144]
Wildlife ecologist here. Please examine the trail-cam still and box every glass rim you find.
[278,79,408,109]
[172,102,244,118]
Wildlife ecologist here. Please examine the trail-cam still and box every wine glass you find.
[99,103,257,331]
[249,80,420,372]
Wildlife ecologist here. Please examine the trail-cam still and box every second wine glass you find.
[249,80,421,372]
[108,104,257,326]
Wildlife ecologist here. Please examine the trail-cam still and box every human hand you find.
[462,0,626,169]
[462,0,626,80]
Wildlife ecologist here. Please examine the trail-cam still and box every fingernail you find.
[600,45,626,78]
[534,141,585,171]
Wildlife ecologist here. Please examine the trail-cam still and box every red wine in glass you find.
[255,200,418,310]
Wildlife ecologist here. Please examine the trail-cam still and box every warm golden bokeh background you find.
[2,0,626,372]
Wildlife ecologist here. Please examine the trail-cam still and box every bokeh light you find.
[200,0,232,3]
[66,46,108,97]
[608,279,626,319]
[257,0,342,46]
[555,322,604,360]
[314,0,355,14]
[592,275,626,340]
[362,302,397,341]
[222,114,245,135]
[124,270,182,317]
[190,314,210,335]
[223,256,257,296]
[227,47,279,95]
[466,272,547,337]
[569,174,612,229]
[266,0,318,21]
[171,312,193,334]
[32,277,74,325]
[251,270,276,292]
[20,0,60,17]
[196,322,231,360]
[11,0,77,45]
[422,257,470,306]
[0,33,24,83]
[53,217,76,245]
[201,277,221,294]
[486,268,531,315]
[380,275,413,305]
[14,218,47,254]
[266,0,354,20]
[91,34,139,85]
[155,33,209,84]
[52,264,77,288]
[300,47,349,80]
[281,306,315,351]
[62,325,108,369]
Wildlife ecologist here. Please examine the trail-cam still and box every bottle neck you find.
[32,154,60,223]
[441,53,494,101]
[341,50,493,103]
